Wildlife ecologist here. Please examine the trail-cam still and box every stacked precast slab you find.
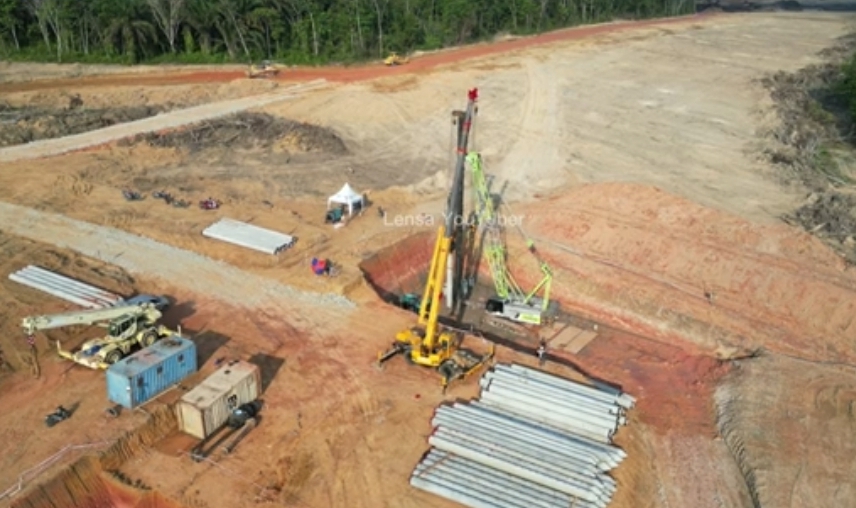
[8,265,124,309]
[410,363,635,508]
[202,218,296,255]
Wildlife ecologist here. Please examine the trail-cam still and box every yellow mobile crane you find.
[22,302,174,369]
[377,88,494,390]
[467,152,554,325]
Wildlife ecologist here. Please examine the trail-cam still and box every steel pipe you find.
[202,218,295,255]
[418,449,592,507]
[455,402,626,461]
[480,384,625,433]
[431,411,619,471]
[431,428,616,497]
[482,376,626,423]
[493,366,629,409]
[428,434,609,508]
[478,387,617,433]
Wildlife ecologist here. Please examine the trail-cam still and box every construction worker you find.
[536,340,547,366]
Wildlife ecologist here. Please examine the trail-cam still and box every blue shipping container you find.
[106,336,198,409]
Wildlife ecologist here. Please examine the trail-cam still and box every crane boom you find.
[22,303,160,336]
[468,152,554,325]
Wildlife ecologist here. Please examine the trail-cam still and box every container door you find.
[178,402,206,440]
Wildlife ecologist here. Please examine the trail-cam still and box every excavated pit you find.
[359,231,550,348]
[359,231,434,303]
[11,406,186,508]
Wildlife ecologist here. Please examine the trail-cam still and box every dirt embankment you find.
[121,112,348,156]
[520,183,856,363]
[759,32,856,262]
[715,353,856,508]
[11,406,184,508]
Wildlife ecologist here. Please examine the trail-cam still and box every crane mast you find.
[377,88,494,390]
[444,88,479,311]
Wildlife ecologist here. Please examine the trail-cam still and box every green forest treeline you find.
[0,0,695,64]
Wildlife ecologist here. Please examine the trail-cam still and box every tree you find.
[0,0,698,63]
[106,7,157,62]
[145,0,185,53]
[0,0,22,51]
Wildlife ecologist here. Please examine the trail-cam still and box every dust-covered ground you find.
[1,11,856,508]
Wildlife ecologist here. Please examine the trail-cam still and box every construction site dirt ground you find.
[2,10,856,508]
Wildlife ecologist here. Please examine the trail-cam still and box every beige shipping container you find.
[176,360,261,439]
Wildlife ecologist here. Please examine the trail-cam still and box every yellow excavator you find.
[376,88,494,390]
[247,60,280,79]
[384,52,410,66]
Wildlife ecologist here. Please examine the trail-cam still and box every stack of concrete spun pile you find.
[8,265,124,309]
[410,363,635,508]
[202,218,296,255]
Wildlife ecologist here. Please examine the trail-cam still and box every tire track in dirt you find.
[524,191,856,361]
[492,57,570,200]
[0,200,353,332]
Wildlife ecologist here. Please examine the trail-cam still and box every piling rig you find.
[377,88,494,390]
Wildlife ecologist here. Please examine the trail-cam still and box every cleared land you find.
[0,11,855,508]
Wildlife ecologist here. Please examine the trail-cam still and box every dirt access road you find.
[0,80,327,163]
[0,14,706,92]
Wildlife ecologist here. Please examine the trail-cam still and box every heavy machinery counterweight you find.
[377,88,494,390]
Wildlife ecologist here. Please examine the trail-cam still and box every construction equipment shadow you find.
[248,353,285,393]
[191,330,230,366]
[161,299,196,330]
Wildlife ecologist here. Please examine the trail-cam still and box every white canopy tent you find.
[327,183,364,216]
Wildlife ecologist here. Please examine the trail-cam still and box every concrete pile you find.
[8,265,123,309]
[410,363,635,508]
[202,218,296,255]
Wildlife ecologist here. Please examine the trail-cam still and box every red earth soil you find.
[521,183,856,364]
[360,229,726,438]
[0,14,714,94]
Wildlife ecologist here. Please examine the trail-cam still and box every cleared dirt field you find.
[1,10,856,508]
